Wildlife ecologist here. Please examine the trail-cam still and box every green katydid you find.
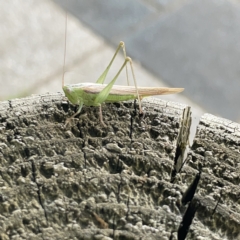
[62,14,184,126]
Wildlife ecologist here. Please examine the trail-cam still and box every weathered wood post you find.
[0,93,239,240]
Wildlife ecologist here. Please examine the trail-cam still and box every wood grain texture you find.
[0,93,239,239]
[180,113,240,240]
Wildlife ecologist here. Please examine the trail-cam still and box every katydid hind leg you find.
[94,58,130,125]
[94,57,130,105]
[94,57,142,125]
[122,42,130,86]
[96,41,142,113]
[117,43,142,113]
[128,59,142,114]
[96,41,129,85]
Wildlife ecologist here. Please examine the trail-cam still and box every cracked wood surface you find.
[0,93,239,240]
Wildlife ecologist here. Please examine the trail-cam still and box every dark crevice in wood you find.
[181,171,201,206]
[178,200,198,240]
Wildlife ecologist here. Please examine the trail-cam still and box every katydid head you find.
[62,85,70,101]
[62,85,80,105]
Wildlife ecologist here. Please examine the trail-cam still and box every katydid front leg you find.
[64,102,83,127]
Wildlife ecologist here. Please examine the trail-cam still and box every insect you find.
[62,14,184,126]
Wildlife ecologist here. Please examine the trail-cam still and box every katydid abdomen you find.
[63,83,184,106]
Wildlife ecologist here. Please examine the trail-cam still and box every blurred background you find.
[1,0,240,127]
